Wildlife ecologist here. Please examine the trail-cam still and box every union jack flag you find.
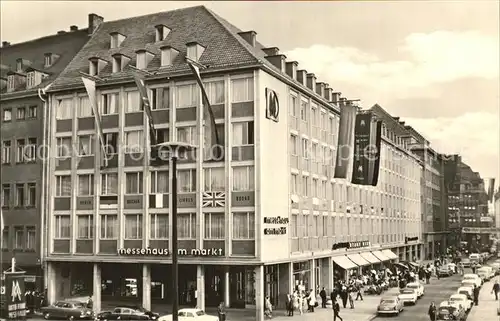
[202,192,226,207]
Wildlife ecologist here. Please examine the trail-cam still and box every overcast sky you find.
[1,1,499,191]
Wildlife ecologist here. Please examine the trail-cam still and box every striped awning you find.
[333,256,358,270]
[381,249,399,260]
[347,254,371,266]
[372,250,390,262]
[360,252,381,264]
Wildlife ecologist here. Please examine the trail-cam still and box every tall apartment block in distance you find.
[0,21,92,289]
[38,6,423,320]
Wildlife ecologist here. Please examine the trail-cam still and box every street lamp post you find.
[151,142,197,321]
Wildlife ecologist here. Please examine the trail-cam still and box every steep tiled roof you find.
[0,30,90,97]
[52,6,261,89]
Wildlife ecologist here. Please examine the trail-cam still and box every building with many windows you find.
[0,23,91,289]
[42,6,422,320]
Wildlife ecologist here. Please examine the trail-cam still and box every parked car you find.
[398,288,418,305]
[490,262,500,275]
[469,253,481,265]
[477,266,494,281]
[462,274,482,287]
[449,294,473,311]
[447,263,457,273]
[119,306,159,320]
[158,309,218,321]
[462,258,471,268]
[437,303,466,321]
[438,266,453,277]
[406,282,424,297]
[456,286,474,300]
[41,301,94,320]
[96,307,153,320]
[376,296,404,315]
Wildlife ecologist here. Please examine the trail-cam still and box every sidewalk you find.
[467,276,500,321]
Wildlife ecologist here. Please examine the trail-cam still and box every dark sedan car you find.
[96,307,156,320]
[41,301,93,320]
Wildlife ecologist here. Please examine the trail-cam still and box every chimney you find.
[262,47,280,56]
[88,13,104,35]
[297,70,307,86]
[266,54,286,72]
[238,31,257,47]
[2,41,10,47]
[285,61,298,80]
[306,73,316,91]
[324,84,332,101]
[57,31,66,35]
[316,82,325,97]
[70,25,78,31]
[332,92,342,104]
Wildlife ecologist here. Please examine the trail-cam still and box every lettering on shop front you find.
[332,240,370,250]
[405,237,418,244]
[236,195,250,202]
[79,200,92,205]
[263,216,288,236]
[118,247,224,256]
[126,199,140,204]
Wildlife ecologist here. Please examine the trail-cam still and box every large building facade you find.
[0,23,90,290]
[40,6,422,320]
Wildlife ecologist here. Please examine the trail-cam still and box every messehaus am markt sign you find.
[263,216,289,235]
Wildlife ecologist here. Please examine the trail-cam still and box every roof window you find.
[110,32,126,49]
[135,50,154,70]
[155,25,171,42]
[186,42,205,62]
[112,54,131,73]
[159,46,179,67]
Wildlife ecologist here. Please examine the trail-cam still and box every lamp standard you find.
[151,142,197,321]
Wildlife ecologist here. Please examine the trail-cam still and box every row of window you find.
[54,212,255,240]
[55,78,254,120]
[5,71,48,93]
[1,226,36,250]
[54,167,254,196]
[54,121,254,157]
[1,183,37,208]
[2,105,38,122]
[1,138,37,164]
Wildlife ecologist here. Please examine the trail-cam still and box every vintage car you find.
[461,258,471,268]
[406,282,424,297]
[376,296,404,315]
[41,301,93,320]
[449,294,473,311]
[96,307,154,320]
[158,309,218,321]
[456,286,474,300]
[462,274,482,288]
[438,266,453,277]
[398,288,418,305]
[477,266,494,281]
[437,303,466,321]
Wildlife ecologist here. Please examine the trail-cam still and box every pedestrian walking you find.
[355,282,363,301]
[473,285,479,306]
[348,289,354,309]
[333,300,343,321]
[320,287,327,308]
[428,302,437,321]
[492,280,499,301]
[308,289,316,312]
[217,301,226,321]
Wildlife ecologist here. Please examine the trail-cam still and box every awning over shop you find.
[395,263,409,270]
[360,252,381,264]
[347,253,371,266]
[372,250,390,262]
[333,255,359,270]
[381,249,399,260]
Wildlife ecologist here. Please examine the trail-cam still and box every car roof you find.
[179,308,202,313]
[381,296,398,300]
[458,287,472,291]
[463,274,478,278]
[450,294,466,299]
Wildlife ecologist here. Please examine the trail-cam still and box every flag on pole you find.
[487,178,495,202]
[186,58,222,161]
[334,102,357,179]
[130,70,157,148]
[370,121,383,186]
[1,208,4,231]
[81,76,108,167]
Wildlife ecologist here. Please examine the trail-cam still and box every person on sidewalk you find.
[348,289,354,309]
[264,296,273,319]
[333,300,343,321]
[297,292,304,315]
[492,280,500,301]
[428,302,437,321]
[473,284,480,306]
[320,287,327,308]
[217,301,226,321]
[308,289,316,312]
[286,294,293,316]
[355,281,363,301]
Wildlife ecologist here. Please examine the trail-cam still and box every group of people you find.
[282,288,318,317]
[25,289,47,315]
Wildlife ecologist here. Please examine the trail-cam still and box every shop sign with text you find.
[332,240,370,250]
[263,216,288,235]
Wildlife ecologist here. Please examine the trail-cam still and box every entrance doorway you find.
[205,266,224,307]
[229,267,246,308]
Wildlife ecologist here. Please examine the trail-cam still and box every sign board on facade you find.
[462,227,500,234]
[332,240,370,250]
[4,271,26,319]
[405,236,419,244]
[263,216,288,235]
[265,88,279,122]
[480,216,493,222]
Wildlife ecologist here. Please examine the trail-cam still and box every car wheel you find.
[43,313,50,320]
[68,316,74,321]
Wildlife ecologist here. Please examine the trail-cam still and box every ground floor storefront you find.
[0,264,44,292]
[423,233,448,260]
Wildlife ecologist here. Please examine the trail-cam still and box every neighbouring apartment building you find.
[405,126,449,259]
[0,22,91,289]
[41,6,422,320]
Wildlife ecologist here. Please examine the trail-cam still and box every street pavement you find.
[467,275,500,321]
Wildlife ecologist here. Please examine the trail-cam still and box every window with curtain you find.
[125,172,143,194]
[203,124,224,161]
[104,133,118,155]
[101,173,118,195]
[204,81,224,104]
[232,122,254,146]
[150,171,169,193]
[232,166,254,191]
[78,174,94,196]
[151,87,169,110]
[232,212,255,239]
[178,213,196,239]
[56,176,71,197]
[177,169,196,192]
[77,215,94,239]
[291,214,298,238]
[78,135,93,156]
[125,214,142,239]
[126,91,142,113]
[176,126,197,145]
[203,167,225,191]
[14,228,24,249]
[231,78,253,103]
[100,214,118,239]
[150,214,169,239]
[101,93,118,115]
[54,215,71,239]
[177,84,198,108]
[26,227,36,249]
[56,137,72,158]
[204,213,225,239]
[78,96,92,118]
[124,131,143,153]
[56,98,73,120]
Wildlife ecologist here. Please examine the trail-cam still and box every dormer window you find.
[88,57,108,76]
[45,55,51,68]
[159,46,179,67]
[110,32,126,49]
[186,42,205,62]
[7,75,15,92]
[112,54,131,73]
[135,50,154,70]
[155,25,171,42]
